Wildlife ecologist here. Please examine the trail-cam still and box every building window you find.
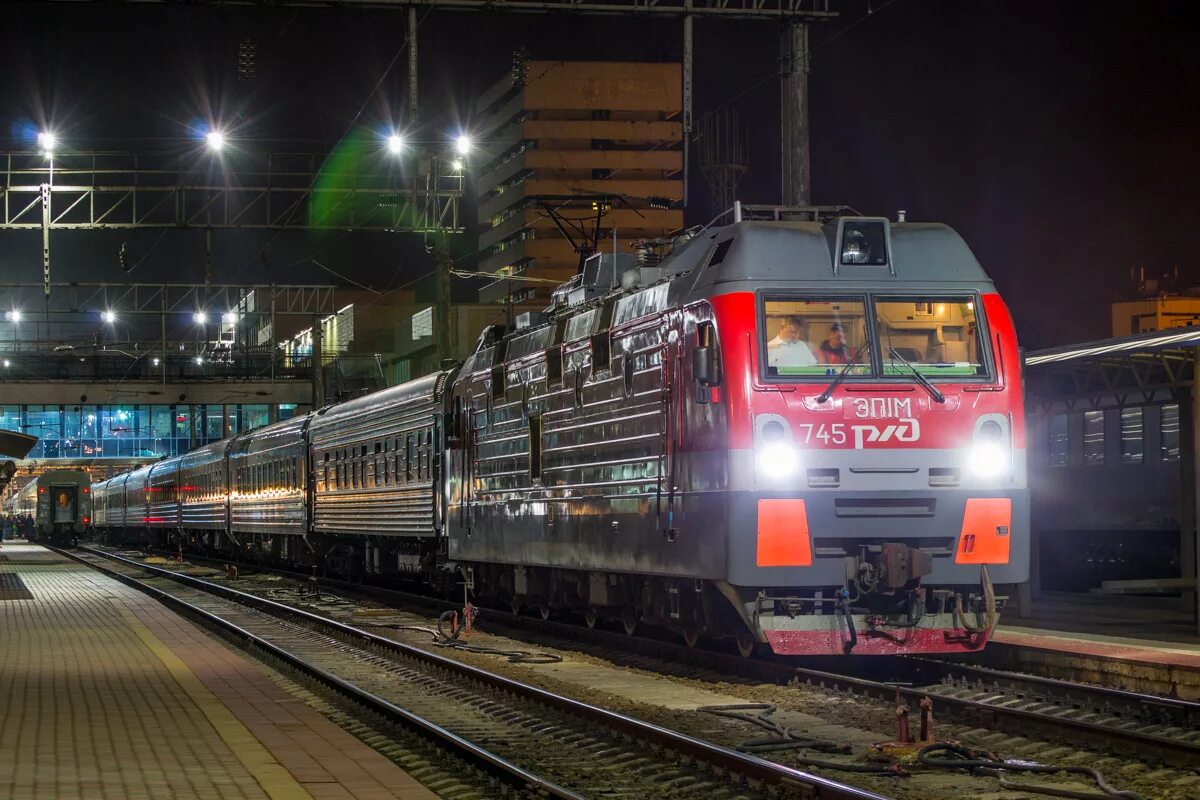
[1083,410,1105,466]
[1048,414,1069,467]
[1120,407,1143,465]
[1161,403,1181,462]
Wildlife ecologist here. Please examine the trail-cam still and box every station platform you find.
[986,591,1200,699]
[0,542,438,800]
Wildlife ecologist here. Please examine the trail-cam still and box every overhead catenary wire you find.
[450,1,907,280]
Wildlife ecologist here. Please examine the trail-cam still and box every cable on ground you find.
[917,743,1143,800]
[698,704,907,776]
[362,613,562,665]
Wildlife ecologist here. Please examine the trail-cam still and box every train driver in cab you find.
[818,323,852,365]
[767,315,818,368]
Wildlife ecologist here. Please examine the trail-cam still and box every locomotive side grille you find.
[833,497,935,517]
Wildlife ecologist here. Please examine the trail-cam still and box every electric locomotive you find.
[91,204,1027,657]
[11,470,93,547]
[446,204,1027,656]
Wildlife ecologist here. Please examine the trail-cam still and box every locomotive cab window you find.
[761,297,870,378]
[875,296,989,379]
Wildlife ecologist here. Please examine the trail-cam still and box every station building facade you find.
[0,403,302,460]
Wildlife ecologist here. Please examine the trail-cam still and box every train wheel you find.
[584,606,599,629]
[621,608,638,637]
[682,626,701,649]
[735,630,757,658]
[539,605,551,621]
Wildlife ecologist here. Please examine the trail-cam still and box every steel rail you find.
[119,545,1200,767]
[71,545,891,800]
[56,548,584,800]
[907,657,1200,726]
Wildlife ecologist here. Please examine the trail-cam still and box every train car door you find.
[52,486,78,524]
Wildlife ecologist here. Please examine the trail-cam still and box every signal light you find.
[82,487,90,494]
[38,487,45,494]
[83,516,90,524]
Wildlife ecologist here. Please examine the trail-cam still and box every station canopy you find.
[0,429,38,459]
[1025,327,1200,409]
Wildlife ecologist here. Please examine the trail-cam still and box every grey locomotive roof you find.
[680,220,995,298]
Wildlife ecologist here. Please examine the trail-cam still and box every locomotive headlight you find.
[757,442,799,479]
[841,230,871,264]
[967,441,1008,478]
[756,417,799,480]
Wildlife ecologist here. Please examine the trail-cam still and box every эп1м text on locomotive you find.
[91,204,1028,657]
[9,470,92,547]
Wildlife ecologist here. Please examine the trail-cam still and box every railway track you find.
[62,545,888,800]
[113,544,1200,773]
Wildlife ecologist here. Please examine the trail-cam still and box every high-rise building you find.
[473,60,685,302]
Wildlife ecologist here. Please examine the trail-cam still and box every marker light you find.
[967,441,1008,478]
[194,356,204,366]
[37,131,57,154]
[102,310,117,324]
[451,159,464,173]
[2,360,9,368]
[151,357,161,367]
[193,311,207,325]
[222,312,236,324]
[757,442,799,480]
[205,130,226,151]
[5,310,21,322]
[454,134,472,155]
[386,133,405,154]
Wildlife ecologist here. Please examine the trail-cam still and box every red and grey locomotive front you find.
[701,216,1028,654]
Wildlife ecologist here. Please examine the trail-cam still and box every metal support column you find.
[408,7,419,119]
[780,21,811,206]
[41,183,51,298]
[682,10,693,207]
[1187,365,1200,627]
[160,289,168,388]
[435,235,452,365]
[311,314,325,408]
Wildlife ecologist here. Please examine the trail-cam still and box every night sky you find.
[1,0,1196,349]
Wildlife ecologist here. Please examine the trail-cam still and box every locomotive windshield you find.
[763,298,871,377]
[874,296,989,379]
[762,294,991,380]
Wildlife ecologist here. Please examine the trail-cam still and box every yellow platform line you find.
[114,599,313,800]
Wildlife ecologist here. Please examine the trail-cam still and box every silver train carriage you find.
[10,469,93,546]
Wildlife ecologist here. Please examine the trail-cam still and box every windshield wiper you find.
[817,339,872,403]
[887,346,945,404]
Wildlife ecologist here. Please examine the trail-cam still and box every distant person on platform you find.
[767,316,817,369]
[819,323,853,365]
